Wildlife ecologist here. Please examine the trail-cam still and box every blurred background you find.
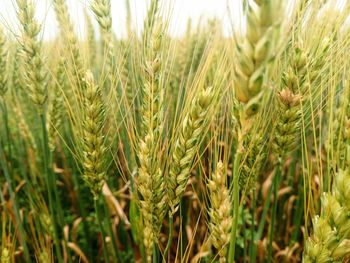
[0,0,242,39]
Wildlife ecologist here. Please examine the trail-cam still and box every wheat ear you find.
[234,0,282,120]
[0,26,8,97]
[273,88,302,162]
[136,18,166,262]
[208,161,232,263]
[81,71,107,198]
[85,10,97,68]
[167,87,214,214]
[91,0,118,88]
[303,168,350,262]
[48,57,66,151]
[16,0,47,107]
[53,0,85,86]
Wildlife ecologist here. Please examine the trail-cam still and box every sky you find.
[0,0,242,39]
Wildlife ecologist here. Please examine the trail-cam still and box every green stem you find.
[163,214,174,262]
[228,149,243,262]
[250,181,273,263]
[40,113,63,263]
[267,165,282,262]
[94,197,110,262]
[152,245,158,263]
[103,197,120,262]
[249,190,256,262]
[1,100,12,161]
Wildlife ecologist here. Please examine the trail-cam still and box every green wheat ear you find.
[208,161,232,263]
[136,17,166,262]
[0,26,8,97]
[234,0,282,119]
[48,57,66,151]
[17,0,48,107]
[303,168,350,262]
[273,88,302,162]
[167,86,214,215]
[81,71,107,198]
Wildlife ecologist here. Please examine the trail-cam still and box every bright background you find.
[0,0,242,39]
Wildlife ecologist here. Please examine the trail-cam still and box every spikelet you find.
[0,248,10,263]
[48,58,66,151]
[81,71,107,198]
[208,161,232,263]
[282,45,308,94]
[273,88,302,162]
[0,26,8,97]
[303,168,350,262]
[136,18,165,263]
[234,0,282,118]
[16,0,47,107]
[167,87,214,214]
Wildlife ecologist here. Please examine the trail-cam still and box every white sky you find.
[0,0,242,39]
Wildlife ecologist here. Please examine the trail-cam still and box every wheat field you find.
[1,0,350,262]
